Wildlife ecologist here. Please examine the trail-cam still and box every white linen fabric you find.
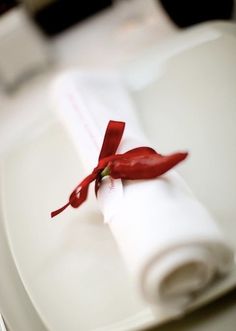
[51,71,234,313]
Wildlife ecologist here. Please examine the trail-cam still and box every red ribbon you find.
[51,120,188,218]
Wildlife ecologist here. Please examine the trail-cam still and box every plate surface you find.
[1,118,158,331]
[1,113,236,331]
[1,22,236,331]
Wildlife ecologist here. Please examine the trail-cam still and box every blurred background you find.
[0,0,235,149]
[0,0,235,92]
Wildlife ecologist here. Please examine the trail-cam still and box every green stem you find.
[100,166,110,178]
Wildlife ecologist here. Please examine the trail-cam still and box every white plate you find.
[1,21,236,331]
[1,113,236,331]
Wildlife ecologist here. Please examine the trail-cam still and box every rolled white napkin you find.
[51,71,234,312]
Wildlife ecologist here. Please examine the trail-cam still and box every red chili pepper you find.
[107,152,188,180]
[51,121,188,218]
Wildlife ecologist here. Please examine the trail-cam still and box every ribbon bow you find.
[51,120,187,218]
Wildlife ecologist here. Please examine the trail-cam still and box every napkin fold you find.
[51,71,234,313]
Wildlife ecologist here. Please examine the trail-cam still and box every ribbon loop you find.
[98,121,125,160]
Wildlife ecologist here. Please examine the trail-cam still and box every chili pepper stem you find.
[100,166,110,178]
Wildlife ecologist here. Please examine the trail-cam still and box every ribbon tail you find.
[51,202,70,218]
[51,172,97,218]
[69,185,89,208]
[69,171,98,208]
